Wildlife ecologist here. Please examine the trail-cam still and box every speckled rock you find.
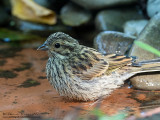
[147,0,160,18]
[95,8,144,32]
[71,0,137,9]
[129,13,160,90]
[60,3,91,27]
[131,73,160,90]
[94,31,135,55]
[124,20,148,37]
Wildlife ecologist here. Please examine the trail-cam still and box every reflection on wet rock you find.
[129,13,160,90]
[94,31,135,55]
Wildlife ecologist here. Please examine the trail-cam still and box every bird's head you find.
[38,32,79,58]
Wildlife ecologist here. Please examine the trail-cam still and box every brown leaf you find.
[11,0,57,25]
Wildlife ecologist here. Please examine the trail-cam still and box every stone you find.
[95,8,144,32]
[13,18,69,37]
[60,3,91,27]
[131,73,160,90]
[94,31,135,55]
[33,0,69,12]
[147,0,160,18]
[129,13,160,90]
[124,20,148,37]
[33,0,51,8]
[71,0,137,9]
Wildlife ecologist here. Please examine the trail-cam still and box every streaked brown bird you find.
[38,32,160,101]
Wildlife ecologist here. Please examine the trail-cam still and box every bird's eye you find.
[55,43,60,48]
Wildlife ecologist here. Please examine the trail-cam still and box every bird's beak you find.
[37,44,48,51]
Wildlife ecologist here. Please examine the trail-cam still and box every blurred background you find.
[0,0,150,47]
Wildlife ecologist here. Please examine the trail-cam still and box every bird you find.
[37,32,160,101]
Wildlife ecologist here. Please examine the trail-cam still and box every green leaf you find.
[91,108,105,117]
[0,28,42,41]
[134,41,160,57]
[99,112,127,120]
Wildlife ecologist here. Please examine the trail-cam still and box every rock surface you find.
[94,31,135,55]
[124,20,148,37]
[129,13,160,90]
[13,18,69,37]
[71,0,137,9]
[60,3,91,27]
[131,73,160,90]
[147,0,160,18]
[95,8,144,32]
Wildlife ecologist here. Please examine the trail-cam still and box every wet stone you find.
[137,113,160,120]
[71,0,137,9]
[18,79,40,88]
[60,3,91,27]
[147,0,160,18]
[13,19,69,37]
[129,13,160,90]
[95,8,144,32]
[124,20,148,37]
[131,72,160,90]
[33,0,54,9]
[94,31,135,55]
[0,70,18,79]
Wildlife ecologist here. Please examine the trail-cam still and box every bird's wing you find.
[70,46,132,80]
[105,54,132,75]
[70,47,109,80]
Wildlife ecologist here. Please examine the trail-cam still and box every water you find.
[0,42,160,119]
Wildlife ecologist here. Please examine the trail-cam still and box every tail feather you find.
[130,58,160,74]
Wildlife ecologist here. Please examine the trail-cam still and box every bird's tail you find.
[130,58,160,74]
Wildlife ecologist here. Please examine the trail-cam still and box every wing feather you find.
[70,46,109,80]
[70,46,132,80]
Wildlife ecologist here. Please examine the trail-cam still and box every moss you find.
[40,57,48,60]
[18,78,40,88]
[0,47,22,58]
[13,62,32,72]
[0,59,6,66]
[0,70,17,78]
[38,76,47,79]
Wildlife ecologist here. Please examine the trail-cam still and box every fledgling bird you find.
[38,32,160,101]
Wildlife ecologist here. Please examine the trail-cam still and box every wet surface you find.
[0,43,160,119]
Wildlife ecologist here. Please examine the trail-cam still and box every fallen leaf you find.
[10,0,57,25]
